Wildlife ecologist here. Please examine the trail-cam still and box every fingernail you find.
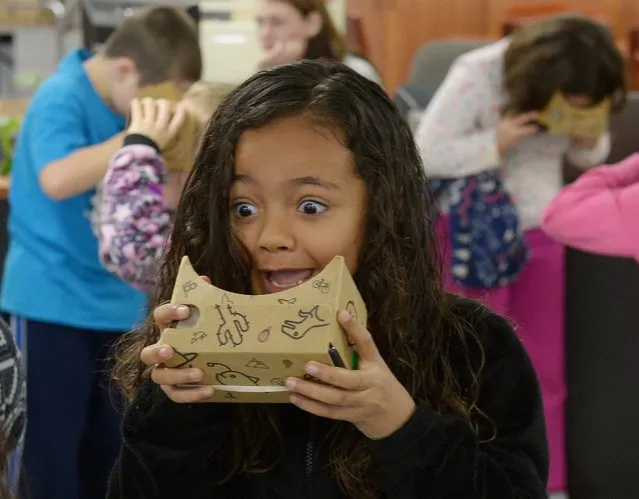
[339,310,351,322]
[285,378,296,390]
[290,394,299,404]
[201,386,214,397]
[175,305,189,315]
[305,363,318,376]
[158,347,172,359]
[189,369,203,382]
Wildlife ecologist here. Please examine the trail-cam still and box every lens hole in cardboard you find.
[175,305,201,329]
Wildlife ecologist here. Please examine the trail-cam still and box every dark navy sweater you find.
[107,298,548,498]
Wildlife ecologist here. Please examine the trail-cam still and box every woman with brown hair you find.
[255,0,382,85]
[415,14,626,497]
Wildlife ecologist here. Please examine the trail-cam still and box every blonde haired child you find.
[98,82,235,293]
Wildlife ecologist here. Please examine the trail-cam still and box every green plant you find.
[0,116,21,176]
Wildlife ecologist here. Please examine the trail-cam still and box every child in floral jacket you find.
[97,82,234,292]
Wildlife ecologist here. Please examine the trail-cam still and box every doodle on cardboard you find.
[257,326,271,343]
[246,358,270,369]
[190,330,207,344]
[271,377,286,386]
[182,280,198,297]
[312,279,330,294]
[345,300,358,322]
[207,362,260,386]
[172,349,198,368]
[277,297,297,305]
[215,302,250,347]
[224,392,237,399]
[281,305,329,340]
[282,359,293,368]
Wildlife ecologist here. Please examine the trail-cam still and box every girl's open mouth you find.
[261,269,317,293]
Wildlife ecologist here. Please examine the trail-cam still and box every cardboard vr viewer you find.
[159,255,368,403]
[536,92,611,140]
[134,81,199,173]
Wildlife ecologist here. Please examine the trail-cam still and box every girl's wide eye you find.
[298,200,327,215]
[234,202,258,218]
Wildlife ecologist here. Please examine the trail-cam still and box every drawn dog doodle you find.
[215,302,250,347]
[281,305,329,340]
[172,349,198,368]
[182,280,198,297]
[282,359,293,368]
[345,300,358,322]
[312,279,330,294]
[277,297,297,305]
[190,330,207,344]
[257,327,271,343]
[246,358,270,369]
[207,362,260,386]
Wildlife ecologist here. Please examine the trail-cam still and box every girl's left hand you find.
[286,311,416,440]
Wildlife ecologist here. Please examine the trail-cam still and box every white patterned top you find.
[415,39,611,230]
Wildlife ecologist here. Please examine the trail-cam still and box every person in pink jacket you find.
[542,153,639,259]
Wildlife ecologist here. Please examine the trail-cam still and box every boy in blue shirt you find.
[0,7,201,499]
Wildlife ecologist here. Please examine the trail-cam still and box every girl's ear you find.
[304,10,323,38]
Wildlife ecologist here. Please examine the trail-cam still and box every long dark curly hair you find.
[503,14,627,114]
[112,59,484,498]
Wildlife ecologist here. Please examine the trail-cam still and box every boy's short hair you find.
[102,6,202,85]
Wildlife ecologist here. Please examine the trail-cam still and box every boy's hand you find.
[127,98,185,150]
[286,311,416,440]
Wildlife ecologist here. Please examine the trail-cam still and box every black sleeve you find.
[368,307,549,498]
[124,133,160,152]
[107,380,233,498]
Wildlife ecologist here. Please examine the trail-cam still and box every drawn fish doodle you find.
[207,362,260,386]
[281,305,329,340]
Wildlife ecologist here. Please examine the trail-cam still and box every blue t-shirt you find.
[0,49,147,332]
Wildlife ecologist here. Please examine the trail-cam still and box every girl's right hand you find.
[496,111,540,153]
[127,98,186,150]
[140,302,214,403]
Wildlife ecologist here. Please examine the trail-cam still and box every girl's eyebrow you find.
[232,174,340,190]
[289,176,340,190]
[232,174,253,183]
